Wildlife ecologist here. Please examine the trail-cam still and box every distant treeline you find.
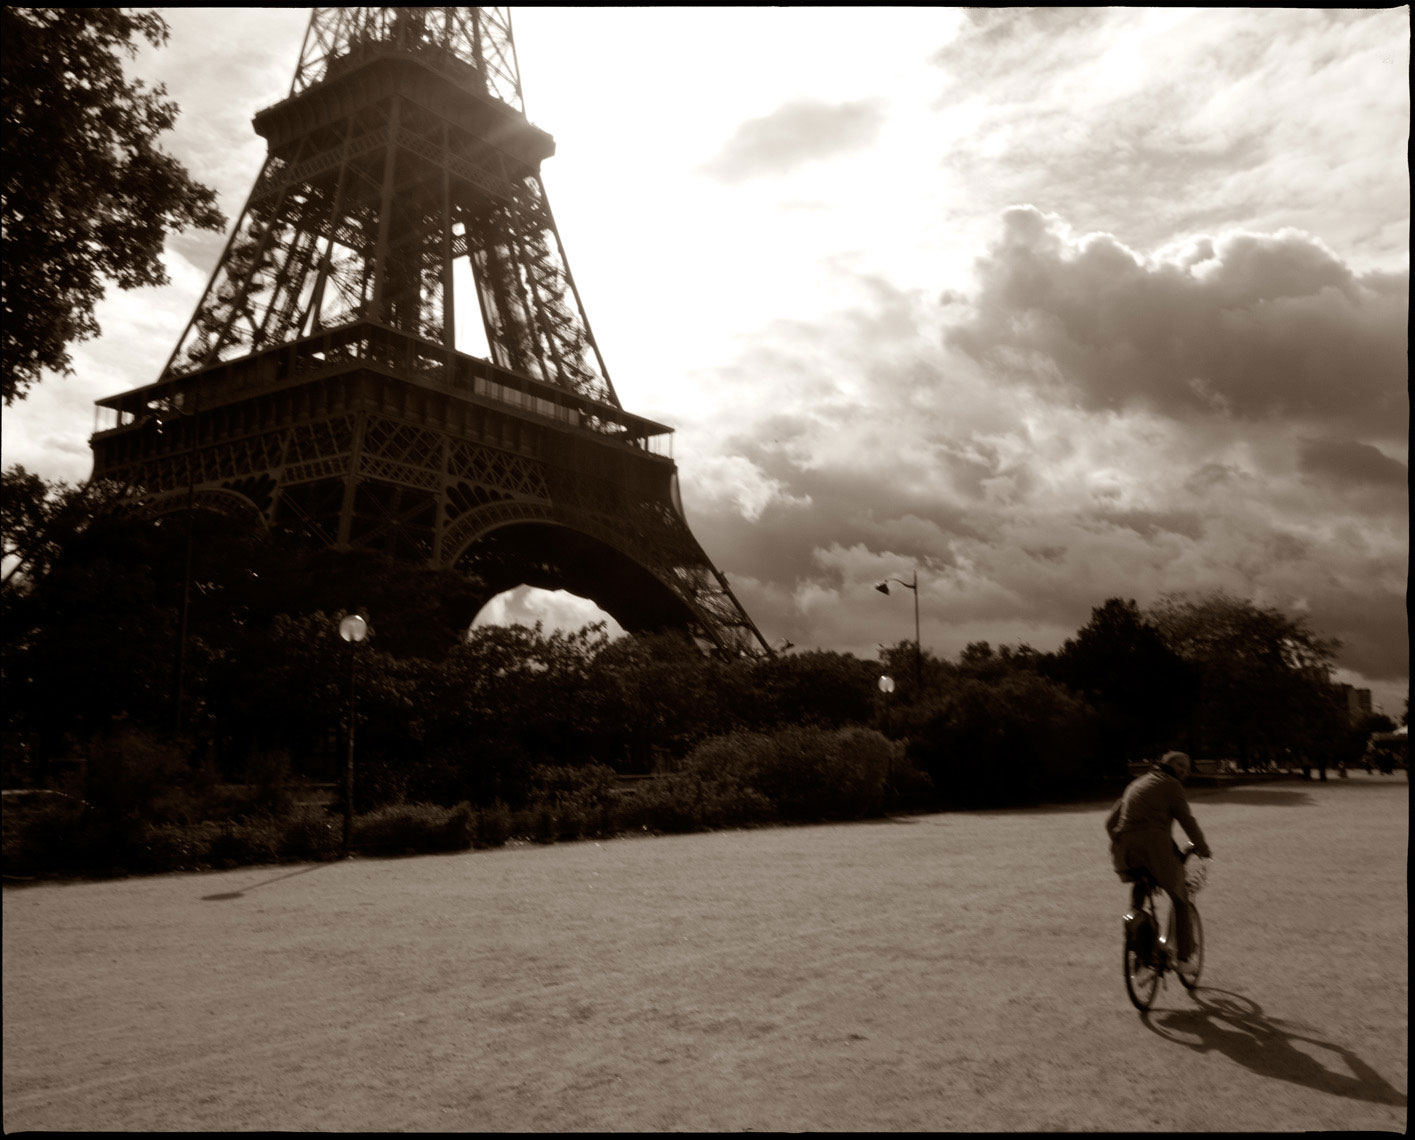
[2,465,1392,829]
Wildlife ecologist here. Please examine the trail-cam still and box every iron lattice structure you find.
[90,6,768,655]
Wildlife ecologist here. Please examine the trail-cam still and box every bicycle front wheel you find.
[1124,914,1161,1011]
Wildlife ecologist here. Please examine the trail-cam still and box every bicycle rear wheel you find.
[1123,902,1161,1011]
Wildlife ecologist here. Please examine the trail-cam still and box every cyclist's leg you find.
[1131,832,1191,958]
[1151,863,1193,959]
[1115,834,1149,912]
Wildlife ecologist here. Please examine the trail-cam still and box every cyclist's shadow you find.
[1143,987,1405,1107]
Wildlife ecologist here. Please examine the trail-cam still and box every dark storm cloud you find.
[701,99,886,182]
[683,213,1405,706]
[1298,438,1408,488]
[1306,588,1412,682]
[1089,509,1206,541]
[947,207,1409,440]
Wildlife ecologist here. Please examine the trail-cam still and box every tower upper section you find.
[291,7,525,110]
[158,6,618,407]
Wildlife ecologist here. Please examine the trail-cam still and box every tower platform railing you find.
[93,322,673,460]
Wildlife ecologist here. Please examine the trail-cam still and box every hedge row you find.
[2,801,488,878]
[3,727,928,879]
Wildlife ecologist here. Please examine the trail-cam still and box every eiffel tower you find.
[89,7,768,655]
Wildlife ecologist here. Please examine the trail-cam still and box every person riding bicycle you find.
[1105,750,1211,973]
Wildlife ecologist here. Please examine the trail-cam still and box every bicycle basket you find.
[1185,857,1209,894]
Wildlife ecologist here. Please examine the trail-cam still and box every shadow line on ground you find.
[1187,788,1317,807]
[200,861,334,901]
[1142,986,1406,1107]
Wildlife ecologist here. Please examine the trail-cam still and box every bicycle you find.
[1122,844,1207,1011]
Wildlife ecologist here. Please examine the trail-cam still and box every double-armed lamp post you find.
[875,570,921,690]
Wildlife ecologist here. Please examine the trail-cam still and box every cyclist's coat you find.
[1105,767,1212,886]
[1105,768,1210,853]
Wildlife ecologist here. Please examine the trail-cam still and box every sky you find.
[3,6,1409,715]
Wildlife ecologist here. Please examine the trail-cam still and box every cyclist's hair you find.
[1158,750,1190,775]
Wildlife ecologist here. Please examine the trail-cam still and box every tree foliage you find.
[1046,598,1193,775]
[1,465,1385,808]
[1,464,131,592]
[1,8,225,403]
[1146,591,1343,766]
[897,668,1096,807]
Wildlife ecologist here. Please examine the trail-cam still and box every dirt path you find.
[3,777,1406,1131]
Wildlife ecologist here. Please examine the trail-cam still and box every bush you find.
[129,825,183,873]
[243,748,294,817]
[556,801,586,841]
[621,774,706,833]
[525,763,616,841]
[280,805,341,861]
[902,673,1094,807]
[207,818,282,869]
[884,761,935,812]
[352,802,474,855]
[442,802,475,850]
[530,802,558,844]
[699,779,772,829]
[132,821,219,873]
[475,800,512,848]
[3,795,89,875]
[83,726,202,821]
[184,783,277,824]
[684,726,898,822]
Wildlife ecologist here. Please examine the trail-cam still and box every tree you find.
[1361,712,1397,736]
[2,8,225,403]
[1047,598,1194,773]
[3,506,181,758]
[1146,591,1342,768]
[279,547,489,660]
[898,671,1095,806]
[1,464,132,592]
[739,650,878,732]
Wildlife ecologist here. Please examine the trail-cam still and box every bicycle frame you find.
[1123,847,1204,1010]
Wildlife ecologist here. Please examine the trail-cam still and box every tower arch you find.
[452,518,705,640]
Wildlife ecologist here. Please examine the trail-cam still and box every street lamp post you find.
[156,384,201,736]
[878,673,895,735]
[338,612,369,853]
[875,570,921,690]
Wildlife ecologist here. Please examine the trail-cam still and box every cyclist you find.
[1105,750,1212,973]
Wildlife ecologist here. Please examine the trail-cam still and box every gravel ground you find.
[2,775,1407,1131]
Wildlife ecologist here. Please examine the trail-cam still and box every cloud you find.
[1297,438,1407,488]
[684,454,811,522]
[928,8,1410,265]
[675,214,1405,703]
[471,586,626,638]
[701,99,885,182]
[946,207,1409,440]
[3,11,1404,713]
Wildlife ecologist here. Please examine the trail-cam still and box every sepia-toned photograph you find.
[2,6,1407,1131]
